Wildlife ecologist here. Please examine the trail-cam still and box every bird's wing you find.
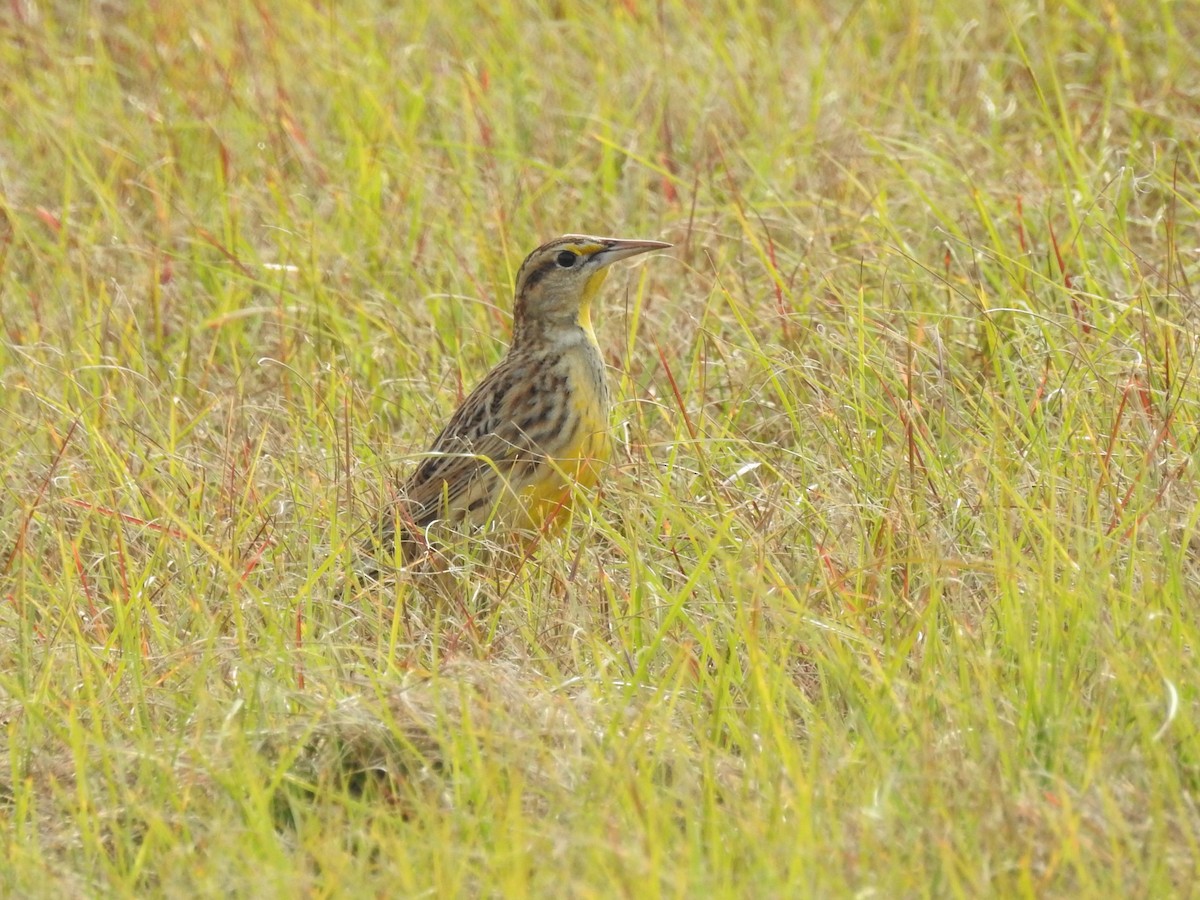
[399,354,552,527]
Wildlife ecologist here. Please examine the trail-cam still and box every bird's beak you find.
[591,238,673,267]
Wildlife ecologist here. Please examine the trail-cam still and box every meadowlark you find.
[367,234,671,572]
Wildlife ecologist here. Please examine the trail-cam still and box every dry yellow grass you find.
[2,1,1198,895]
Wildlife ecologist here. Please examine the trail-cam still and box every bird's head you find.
[511,234,670,345]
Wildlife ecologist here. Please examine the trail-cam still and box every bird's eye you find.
[556,250,578,268]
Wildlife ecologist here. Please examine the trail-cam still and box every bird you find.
[365,233,671,574]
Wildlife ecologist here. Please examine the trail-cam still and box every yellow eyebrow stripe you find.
[561,241,603,257]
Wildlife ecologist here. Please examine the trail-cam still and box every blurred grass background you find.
[2,0,1198,894]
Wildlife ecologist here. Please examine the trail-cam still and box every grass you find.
[2,0,1198,894]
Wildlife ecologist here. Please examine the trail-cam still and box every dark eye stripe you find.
[521,259,559,291]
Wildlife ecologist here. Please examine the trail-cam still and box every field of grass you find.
[3,0,1199,894]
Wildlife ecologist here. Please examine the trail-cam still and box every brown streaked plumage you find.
[367,234,670,572]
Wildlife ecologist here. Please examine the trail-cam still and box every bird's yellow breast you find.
[513,345,611,532]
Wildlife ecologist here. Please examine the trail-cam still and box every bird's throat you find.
[577,268,609,342]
